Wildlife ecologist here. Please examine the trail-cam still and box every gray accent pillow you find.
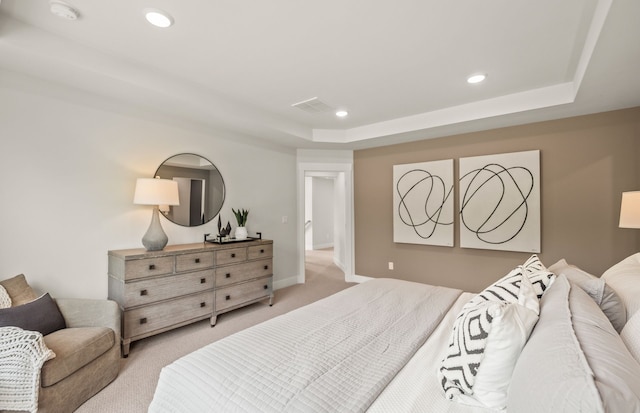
[548,259,626,333]
[0,293,66,336]
[602,253,640,321]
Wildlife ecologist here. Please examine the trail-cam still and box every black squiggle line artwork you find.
[396,169,453,239]
[459,163,534,244]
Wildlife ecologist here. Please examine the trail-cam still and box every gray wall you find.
[354,107,640,293]
[0,78,299,299]
[312,177,335,249]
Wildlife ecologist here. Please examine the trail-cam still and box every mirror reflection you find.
[154,153,225,227]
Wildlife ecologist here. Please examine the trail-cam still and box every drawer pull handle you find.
[200,278,206,284]
[140,317,147,324]
[260,249,264,253]
[149,264,156,270]
[264,265,269,270]
[225,273,231,278]
[225,295,231,300]
[195,258,200,263]
[264,285,269,290]
[140,289,148,296]
[231,253,236,258]
[200,302,206,308]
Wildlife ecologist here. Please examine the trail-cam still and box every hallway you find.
[305,248,345,283]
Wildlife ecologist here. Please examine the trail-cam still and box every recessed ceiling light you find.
[336,110,349,118]
[50,1,79,20]
[144,8,173,28]
[467,74,487,84]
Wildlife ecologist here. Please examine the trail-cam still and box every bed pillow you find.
[621,311,640,364]
[548,259,626,332]
[507,275,640,412]
[439,274,539,410]
[465,254,555,311]
[602,253,640,320]
[0,274,38,306]
[0,293,66,336]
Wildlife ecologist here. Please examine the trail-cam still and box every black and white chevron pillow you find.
[440,300,499,398]
[464,255,554,311]
[439,257,546,408]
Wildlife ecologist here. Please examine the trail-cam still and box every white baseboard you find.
[346,273,373,283]
[275,273,372,289]
[313,243,334,250]
[273,275,301,290]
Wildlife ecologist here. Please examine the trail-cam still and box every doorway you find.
[297,161,354,284]
[304,173,344,280]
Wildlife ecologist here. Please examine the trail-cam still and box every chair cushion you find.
[41,327,115,387]
[0,274,38,306]
[0,293,67,336]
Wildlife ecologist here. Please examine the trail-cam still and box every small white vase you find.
[235,226,248,240]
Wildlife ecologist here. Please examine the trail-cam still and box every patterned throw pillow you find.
[439,257,548,409]
[464,254,555,311]
[0,285,11,309]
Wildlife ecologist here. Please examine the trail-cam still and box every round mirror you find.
[154,153,225,227]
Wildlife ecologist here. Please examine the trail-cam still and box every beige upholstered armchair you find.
[0,275,121,413]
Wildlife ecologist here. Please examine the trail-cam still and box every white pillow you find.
[0,285,11,309]
[439,274,539,409]
[549,258,626,332]
[508,275,640,412]
[602,253,640,320]
[622,311,640,364]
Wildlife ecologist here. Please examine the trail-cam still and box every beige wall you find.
[354,107,640,292]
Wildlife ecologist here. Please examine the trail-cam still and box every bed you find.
[148,254,640,412]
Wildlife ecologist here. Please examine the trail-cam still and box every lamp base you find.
[142,207,168,251]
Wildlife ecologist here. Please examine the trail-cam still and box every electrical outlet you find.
[388,262,394,270]
[282,216,288,224]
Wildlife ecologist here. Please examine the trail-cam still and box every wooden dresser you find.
[108,239,273,356]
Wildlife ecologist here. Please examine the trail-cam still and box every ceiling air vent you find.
[291,97,334,114]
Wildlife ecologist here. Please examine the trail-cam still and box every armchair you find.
[0,275,120,413]
[38,298,121,413]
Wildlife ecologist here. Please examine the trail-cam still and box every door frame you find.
[297,162,355,283]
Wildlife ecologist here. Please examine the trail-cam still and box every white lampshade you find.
[134,178,180,206]
[619,191,640,228]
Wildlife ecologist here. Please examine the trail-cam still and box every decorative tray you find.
[203,233,262,244]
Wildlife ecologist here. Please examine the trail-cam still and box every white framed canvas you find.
[393,159,454,246]
[459,150,540,253]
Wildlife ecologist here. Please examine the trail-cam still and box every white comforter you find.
[149,278,462,413]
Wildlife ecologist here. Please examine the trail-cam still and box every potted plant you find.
[232,208,249,240]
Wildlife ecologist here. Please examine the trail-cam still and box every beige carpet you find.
[76,249,354,413]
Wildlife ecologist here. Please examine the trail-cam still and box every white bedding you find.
[368,292,493,413]
[149,278,462,413]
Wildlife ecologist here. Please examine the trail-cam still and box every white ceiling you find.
[1,0,639,149]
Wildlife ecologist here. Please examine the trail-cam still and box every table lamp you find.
[619,191,640,229]
[134,178,180,251]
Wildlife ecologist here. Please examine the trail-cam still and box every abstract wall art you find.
[393,159,454,246]
[458,150,540,253]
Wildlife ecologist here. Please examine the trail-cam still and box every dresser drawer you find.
[125,256,174,281]
[123,291,213,338]
[216,277,272,312]
[215,247,247,266]
[248,244,273,260]
[176,251,214,272]
[124,269,214,307]
[215,259,272,288]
